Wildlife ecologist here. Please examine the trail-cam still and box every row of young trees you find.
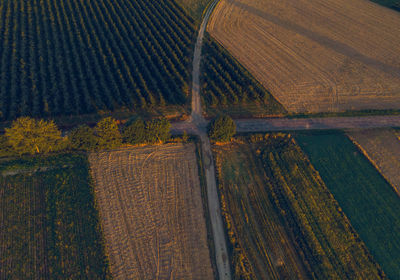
[201,37,268,107]
[1,116,172,155]
[0,0,196,120]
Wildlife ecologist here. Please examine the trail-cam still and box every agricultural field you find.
[202,36,286,117]
[0,0,196,120]
[208,0,400,113]
[348,128,400,195]
[89,144,214,279]
[0,154,110,279]
[296,132,400,279]
[213,135,383,279]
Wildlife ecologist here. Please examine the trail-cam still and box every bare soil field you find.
[348,128,400,195]
[89,144,214,280]
[208,0,400,113]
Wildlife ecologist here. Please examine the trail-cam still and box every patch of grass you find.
[0,154,110,279]
[296,132,400,279]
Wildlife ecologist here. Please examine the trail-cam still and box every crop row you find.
[260,135,384,279]
[0,154,110,279]
[0,0,196,120]
[201,37,269,107]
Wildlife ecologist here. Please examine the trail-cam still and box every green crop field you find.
[0,0,196,120]
[0,154,110,279]
[213,135,383,279]
[296,132,400,280]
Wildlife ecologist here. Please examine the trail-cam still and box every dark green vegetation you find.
[123,118,171,145]
[0,154,110,279]
[202,37,286,117]
[370,0,400,11]
[208,115,236,142]
[296,132,400,280]
[214,135,384,279]
[0,0,196,120]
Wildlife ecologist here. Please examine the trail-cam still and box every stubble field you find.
[208,0,400,113]
[89,144,214,279]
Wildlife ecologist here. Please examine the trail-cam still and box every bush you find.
[122,119,146,145]
[145,118,171,143]
[5,117,65,155]
[208,115,236,142]
[95,117,122,150]
[68,125,98,151]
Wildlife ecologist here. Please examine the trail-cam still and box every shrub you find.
[68,125,98,151]
[5,117,65,155]
[145,118,171,143]
[208,115,236,142]
[95,117,122,150]
[122,119,146,145]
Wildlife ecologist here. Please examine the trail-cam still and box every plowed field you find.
[208,0,400,113]
[89,144,214,279]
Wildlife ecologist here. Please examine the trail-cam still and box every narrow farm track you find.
[188,0,232,279]
[172,115,400,134]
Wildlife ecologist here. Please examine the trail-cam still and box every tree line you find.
[0,116,173,156]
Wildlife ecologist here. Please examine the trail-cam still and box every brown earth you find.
[207,0,400,113]
[348,128,400,196]
[89,144,214,280]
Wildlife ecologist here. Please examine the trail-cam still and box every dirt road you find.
[234,115,400,132]
[189,1,232,279]
[172,115,400,134]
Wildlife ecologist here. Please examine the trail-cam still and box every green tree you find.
[208,115,236,142]
[68,125,97,151]
[95,117,122,150]
[122,119,146,145]
[145,118,171,143]
[5,117,65,155]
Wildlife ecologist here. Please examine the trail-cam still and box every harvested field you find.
[208,0,400,113]
[296,132,400,279]
[89,144,214,279]
[348,128,400,195]
[213,135,383,279]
